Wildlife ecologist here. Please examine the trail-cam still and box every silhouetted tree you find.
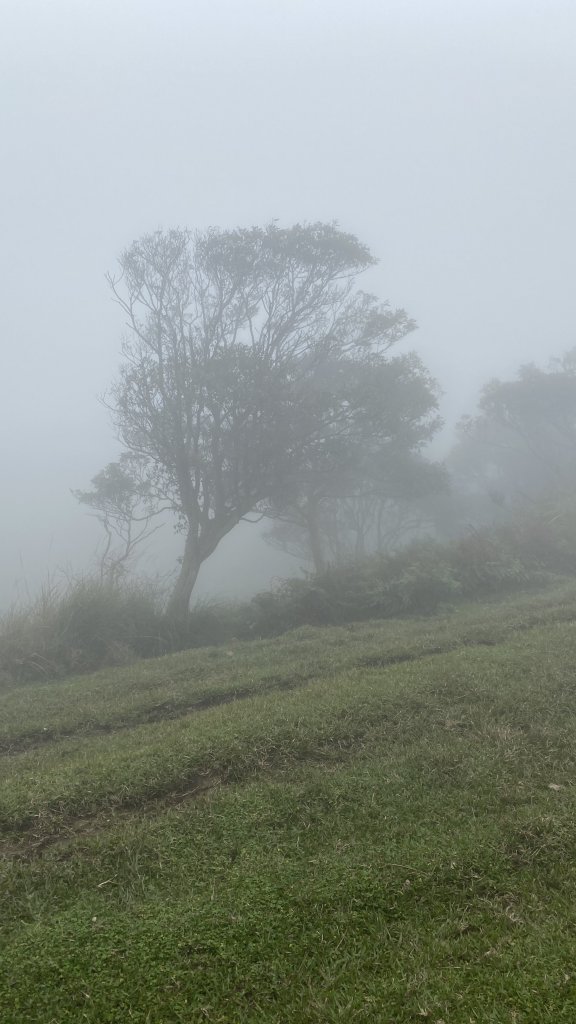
[80,222,416,616]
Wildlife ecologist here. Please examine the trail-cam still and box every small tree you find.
[81,222,417,617]
[74,455,167,582]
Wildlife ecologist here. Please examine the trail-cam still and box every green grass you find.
[3,579,576,752]
[2,581,576,1022]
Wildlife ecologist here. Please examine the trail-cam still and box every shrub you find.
[446,530,533,596]
[246,542,462,636]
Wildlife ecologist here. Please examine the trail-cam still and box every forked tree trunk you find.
[166,512,246,619]
[166,529,202,620]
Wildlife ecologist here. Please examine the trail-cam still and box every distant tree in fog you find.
[451,350,576,510]
[79,222,424,616]
[263,356,445,571]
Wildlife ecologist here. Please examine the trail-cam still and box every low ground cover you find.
[2,582,576,1021]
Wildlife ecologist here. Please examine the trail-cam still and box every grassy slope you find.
[2,582,576,1022]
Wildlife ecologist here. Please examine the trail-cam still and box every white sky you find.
[1,0,575,604]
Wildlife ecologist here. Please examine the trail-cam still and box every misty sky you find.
[1,0,575,607]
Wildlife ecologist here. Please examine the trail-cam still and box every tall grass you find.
[0,576,167,687]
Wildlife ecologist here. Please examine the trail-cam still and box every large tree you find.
[80,222,418,616]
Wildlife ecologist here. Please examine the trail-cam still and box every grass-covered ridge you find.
[3,582,576,1021]
[3,579,576,754]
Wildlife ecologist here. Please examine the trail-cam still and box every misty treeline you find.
[76,221,576,614]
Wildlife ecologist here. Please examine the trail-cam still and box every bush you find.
[501,496,576,575]
[245,542,462,636]
[243,525,557,640]
[446,530,533,596]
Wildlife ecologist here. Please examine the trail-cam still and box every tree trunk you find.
[166,529,202,620]
[166,511,248,619]
[306,501,327,575]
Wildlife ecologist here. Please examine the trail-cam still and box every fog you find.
[2,0,575,608]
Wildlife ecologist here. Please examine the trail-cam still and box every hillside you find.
[3,582,576,1022]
